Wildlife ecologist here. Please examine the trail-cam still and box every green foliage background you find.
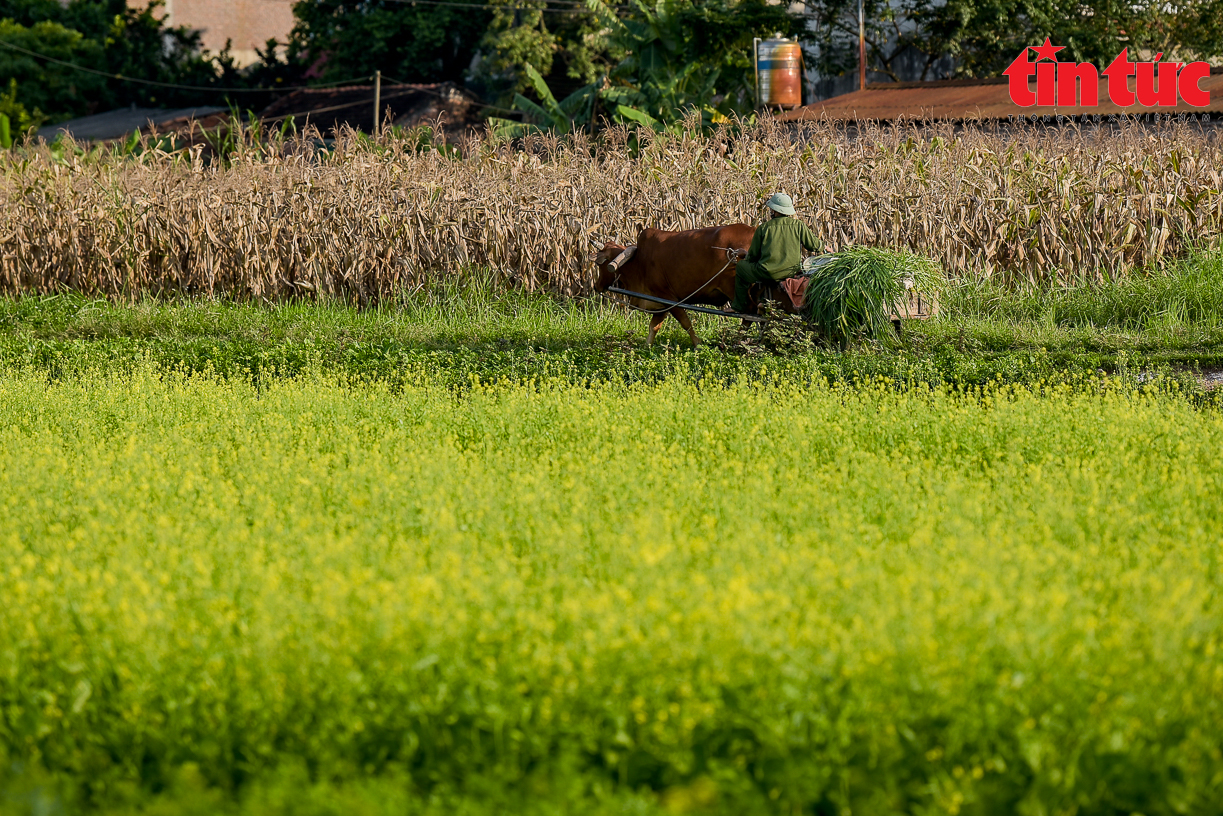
[805,0,1223,82]
[0,0,241,129]
[286,0,493,87]
[3,0,1221,135]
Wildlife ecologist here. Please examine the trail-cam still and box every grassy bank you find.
[2,367,1222,816]
[3,250,1223,389]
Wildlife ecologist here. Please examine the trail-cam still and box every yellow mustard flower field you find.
[2,365,1221,815]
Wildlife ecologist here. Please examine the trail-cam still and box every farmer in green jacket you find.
[728,192,821,314]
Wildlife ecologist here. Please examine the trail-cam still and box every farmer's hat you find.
[765,192,796,216]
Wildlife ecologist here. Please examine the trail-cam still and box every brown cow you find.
[593,224,755,346]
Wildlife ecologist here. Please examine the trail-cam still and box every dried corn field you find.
[3,120,1222,301]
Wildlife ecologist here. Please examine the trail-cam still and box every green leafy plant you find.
[0,2,245,126]
[488,63,601,135]
[0,78,39,143]
[487,0,799,134]
[286,0,492,86]
[589,0,802,127]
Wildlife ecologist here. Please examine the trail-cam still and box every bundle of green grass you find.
[801,246,943,344]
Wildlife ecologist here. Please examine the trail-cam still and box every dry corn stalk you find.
[2,119,1221,301]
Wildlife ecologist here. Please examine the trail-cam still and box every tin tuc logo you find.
[1004,38,1212,108]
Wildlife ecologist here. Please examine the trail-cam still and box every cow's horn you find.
[607,245,636,273]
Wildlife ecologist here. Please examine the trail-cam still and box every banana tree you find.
[487,64,598,135]
[488,63,660,135]
[490,0,798,135]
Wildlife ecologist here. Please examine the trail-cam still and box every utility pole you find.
[858,0,866,91]
[753,37,761,110]
[374,70,382,133]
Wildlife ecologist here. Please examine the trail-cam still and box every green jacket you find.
[744,215,821,280]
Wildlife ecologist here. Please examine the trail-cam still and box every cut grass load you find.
[802,246,943,344]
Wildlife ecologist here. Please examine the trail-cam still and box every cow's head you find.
[593,242,636,291]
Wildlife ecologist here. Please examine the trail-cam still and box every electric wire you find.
[382,76,517,113]
[258,89,431,123]
[0,38,370,93]
[136,85,513,136]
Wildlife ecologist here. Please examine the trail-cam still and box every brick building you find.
[132,0,296,67]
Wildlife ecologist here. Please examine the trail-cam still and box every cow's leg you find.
[646,311,667,345]
[672,307,699,347]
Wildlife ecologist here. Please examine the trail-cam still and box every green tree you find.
[491,0,803,133]
[480,0,558,86]
[0,19,106,122]
[592,0,804,123]
[286,0,493,84]
[1130,0,1223,62]
[473,0,611,103]
[805,0,953,81]
[806,0,1223,82]
[0,1,240,123]
[920,0,1163,76]
[0,0,66,26]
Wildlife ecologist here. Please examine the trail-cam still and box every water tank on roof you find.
[756,38,803,109]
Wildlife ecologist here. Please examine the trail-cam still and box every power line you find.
[0,38,370,93]
[260,89,431,123]
[0,0,636,102]
[383,77,518,113]
[154,84,515,129]
[0,0,628,92]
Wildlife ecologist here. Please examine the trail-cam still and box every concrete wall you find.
[132,0,295,67]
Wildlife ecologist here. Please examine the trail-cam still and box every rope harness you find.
[605,245,744,315]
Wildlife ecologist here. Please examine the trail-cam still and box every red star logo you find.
[1031,37,1065,61]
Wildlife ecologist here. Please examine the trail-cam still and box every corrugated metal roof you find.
[37,107,225,142]
[778,67,1223,122]
[256,83,481,134]
[120,83,482,156]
